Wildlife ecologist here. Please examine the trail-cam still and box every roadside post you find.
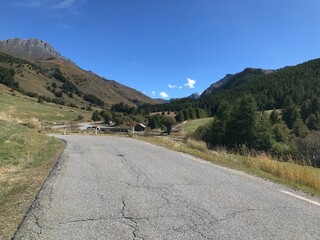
[131,122,136,135]
[63,126,67,135]
[95,125,98,135]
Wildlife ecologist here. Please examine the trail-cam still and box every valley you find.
[1,38,320,239]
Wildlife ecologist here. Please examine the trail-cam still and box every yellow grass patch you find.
[0,120,64,239]
[136,135,320,196]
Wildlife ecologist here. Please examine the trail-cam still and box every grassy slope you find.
[0,85,92,122]
[0,50,156,108]
[180,117,213,134]
[136,118,320,197]
[0,85,92,239]
[40,58,156,107]
[0,121,64,239]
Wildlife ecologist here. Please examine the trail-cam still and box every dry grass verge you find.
[0,120,64,239]
[135,136,320,197]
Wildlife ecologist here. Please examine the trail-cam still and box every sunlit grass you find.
[0,90,91,122]
[180,117,213,135]
[0,120,64,239]
[135,118,320,197]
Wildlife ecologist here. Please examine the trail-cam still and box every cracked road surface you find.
[14,135,320,240]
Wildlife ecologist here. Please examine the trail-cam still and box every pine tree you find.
[301,100,310,122]
[225,95,258,149]
[270,109,281,125]
[282,105,300,129]
[254,112,273,151]
[310,97,320,114]
[306,112,320,131]
[292,118,309,138]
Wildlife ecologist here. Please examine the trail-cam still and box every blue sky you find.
[1,0,320,99]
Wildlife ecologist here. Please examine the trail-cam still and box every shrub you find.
[299,132,320,167]
[76,115,84,121]
[192,122,211,141]
[26,118,43,133]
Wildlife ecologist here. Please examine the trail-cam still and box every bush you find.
[0,66,19,89]
[76,115,84,121]
[84,94,105,107]
[272,123,290,142]
[299,132,320,167]
[192,122,211,141]
[270,142,294,160]
[26,118,43,133]
[161,115,176,135]
[91,111,102,121]
[144,127,152,136]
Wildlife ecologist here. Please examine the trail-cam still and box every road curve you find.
[14,135,320,240]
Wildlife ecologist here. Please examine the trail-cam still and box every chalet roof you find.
[136,123,146,128]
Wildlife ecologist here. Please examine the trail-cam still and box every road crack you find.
[216,208,256,223]
[116,151,149,185]
[120,198,144,240]
[58,216,111,225]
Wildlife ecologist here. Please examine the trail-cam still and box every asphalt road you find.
[14,135,320,240]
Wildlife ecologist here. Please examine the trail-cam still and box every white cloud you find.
[184,78,196,89]
[151,91,156,96]
[168,84,183,89]
[160,92,169,98]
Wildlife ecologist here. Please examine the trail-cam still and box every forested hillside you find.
[138,58,320,119]
[134,58,320,167]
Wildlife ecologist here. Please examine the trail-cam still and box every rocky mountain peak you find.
[188,93,201,99]
[200,74,234,97]
[0,38,63,61]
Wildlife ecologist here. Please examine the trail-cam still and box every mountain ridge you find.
[201,68,276,98]
[0,38,157,107]
[0,38,66,62]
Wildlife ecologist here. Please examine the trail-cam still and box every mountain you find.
[145,57,320,119]
[153,98,169,104]
[188,93,201,99]
[201,74,234,97]
[0,38,156,108]
[201,68,275,97]
[200,59,320,110]
[0,38,64,62]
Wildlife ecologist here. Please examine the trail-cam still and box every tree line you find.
[137,58,320,122]
[193,95,320,167]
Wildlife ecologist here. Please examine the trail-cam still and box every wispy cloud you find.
[168,84,182,89]
[160,92,169,98]
[151,91,156,96]
[184,78,196,89]
[13,0,86,13]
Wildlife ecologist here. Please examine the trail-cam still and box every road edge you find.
[11,138,67,240]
